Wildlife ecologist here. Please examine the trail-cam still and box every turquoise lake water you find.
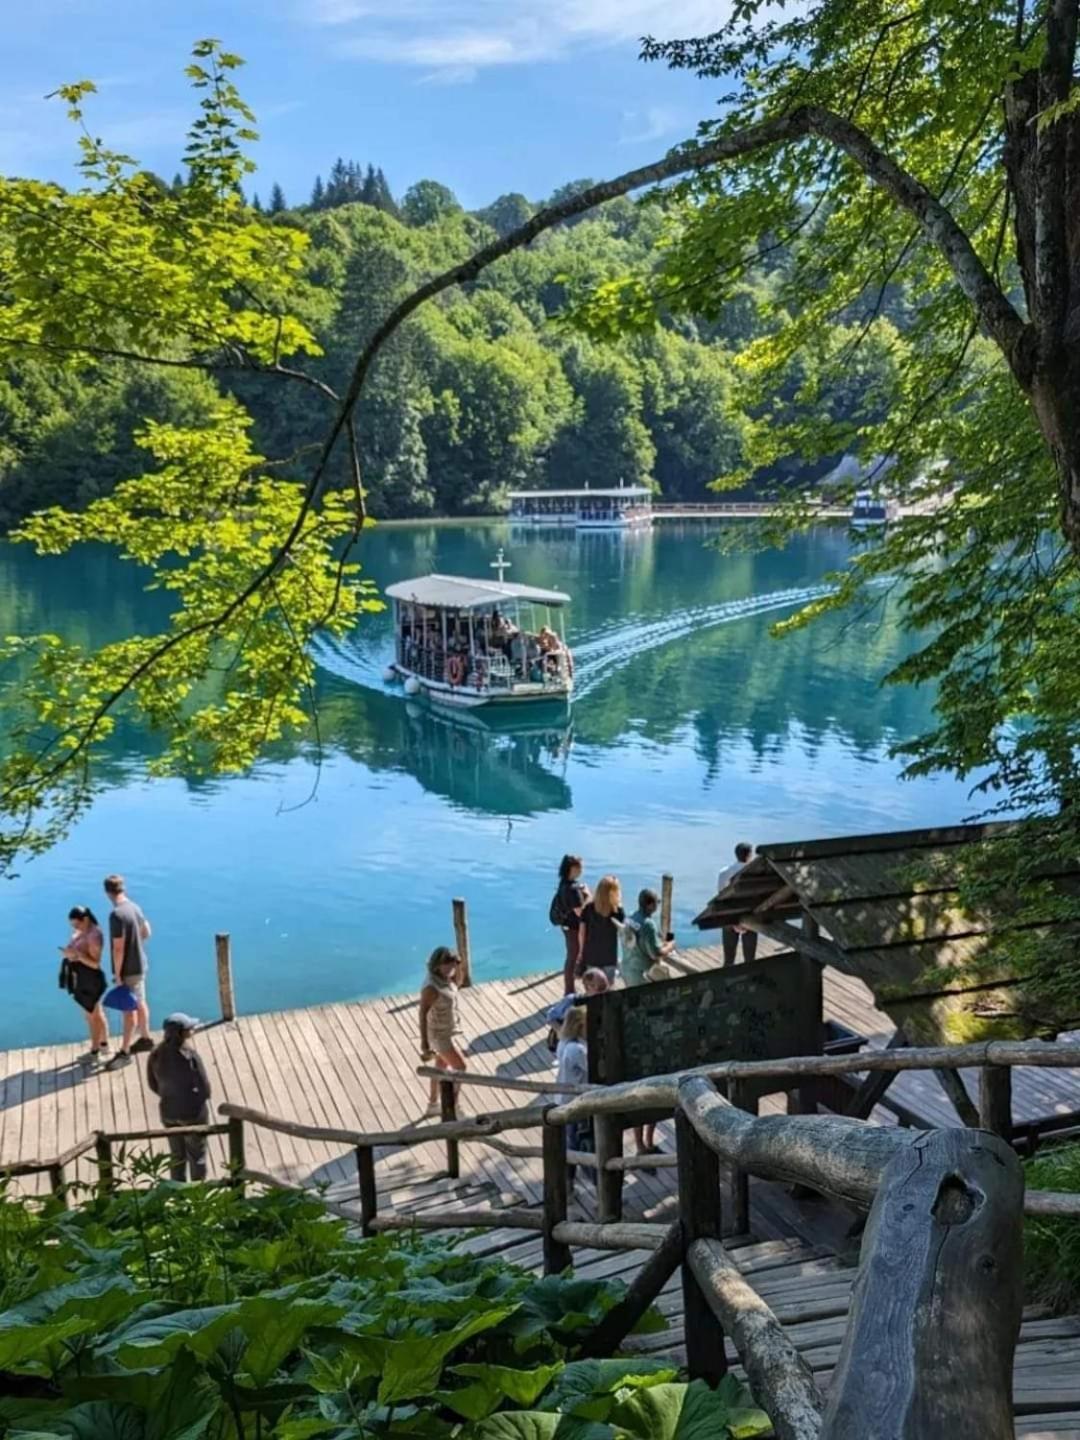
[0,521,975,1048]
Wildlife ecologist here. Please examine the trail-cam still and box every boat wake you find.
[312,581,837,701]
[569,582,836,700]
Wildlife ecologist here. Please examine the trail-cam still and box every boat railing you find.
[400,639,572,693]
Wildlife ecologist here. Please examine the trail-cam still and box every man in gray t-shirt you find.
[103,873,153,1069]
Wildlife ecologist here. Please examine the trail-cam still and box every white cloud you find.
[618,104,682,145]
[308,0,729,76]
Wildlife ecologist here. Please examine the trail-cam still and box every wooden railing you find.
[7,1038,1080,1437]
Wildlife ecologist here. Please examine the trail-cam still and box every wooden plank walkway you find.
[4,942,1077,1195]
[3,945,1080,1431]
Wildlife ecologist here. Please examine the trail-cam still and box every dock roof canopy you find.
[385,573,571,611]
[693,821,1080,1043]
[508,488,653,500]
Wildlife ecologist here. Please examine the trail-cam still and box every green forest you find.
[0,159,903,528]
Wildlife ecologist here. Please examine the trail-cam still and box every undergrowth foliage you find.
[0,1171,770,1440]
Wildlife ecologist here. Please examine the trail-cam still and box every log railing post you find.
[227,1116,246,1190]
[356,1145,377,1237]
[95,1133,114,1195]
[726,1081,758,1237]
[439,1079,460,1178]
[48,1164,67,1208]
[978,1064,1013,1139]
[660,873,674,940]
[216,933,236,1022]
[820,1128,1023,1440]
[542,1118,572,1274]
[580,1220,683,1357]
[595,1113,624,1223]
[675,1103,727,1387]
[452,898,472,988]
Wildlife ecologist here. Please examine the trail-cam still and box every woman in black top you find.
[578,874,625,981]
[556,854,589,994]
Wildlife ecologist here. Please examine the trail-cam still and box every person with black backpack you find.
[550,854,590,994]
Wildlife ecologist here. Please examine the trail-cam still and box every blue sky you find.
[2,1,726,209]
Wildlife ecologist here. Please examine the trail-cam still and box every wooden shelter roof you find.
[693,821,1078,1044]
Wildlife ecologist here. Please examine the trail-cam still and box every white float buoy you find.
[383,666,399,683]
[403,676,421,696]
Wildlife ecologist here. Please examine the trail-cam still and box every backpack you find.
[549,884,573,928]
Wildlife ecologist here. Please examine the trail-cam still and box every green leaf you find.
[378,1306,517,1404]
[609,1380,771,1440]
[439,1357,564,1422]
[0,1316,90,1373]
[237,1296,348,1387]
[21,1403,145,1440]
[542,1358,677,1415]
[470,1415,561,1440]
[144,1348,221,1440]
[110,1305,241,1368]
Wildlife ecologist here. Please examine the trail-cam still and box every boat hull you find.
[391,665,572,711]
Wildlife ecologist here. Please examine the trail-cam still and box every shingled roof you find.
[693,821,1078,1044]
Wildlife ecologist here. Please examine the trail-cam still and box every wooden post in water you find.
[452,898,472,988]
[356,1145,377,1236]
[440,1079,460,1178]
[660,874,674,940]
[675,1104,727,1387]
[216,933,236,1022]
[542,1119,572,1274]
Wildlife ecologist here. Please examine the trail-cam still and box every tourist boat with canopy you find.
[384,551,573,710]
[508,484,653,529]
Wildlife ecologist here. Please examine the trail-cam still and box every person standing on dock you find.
[419,946,467,1116]
[577,875,625,983]
[716,842,757,966]
[551,854,590,994]
[146,1013,212,1181]
[102,874,153,1070]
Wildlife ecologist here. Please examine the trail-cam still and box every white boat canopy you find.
[385,573,571,610]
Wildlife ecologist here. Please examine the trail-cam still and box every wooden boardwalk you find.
[3,944,1080,1433]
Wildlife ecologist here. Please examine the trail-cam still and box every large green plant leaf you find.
[542,1359,678,1417]
[237,1297,348,1387]
[447,1360,564,1415]
[609,1379,771,1440]
[15,1402,145,1440]
[507,1277,620,1351]
[0,1316,90,1373]
[143,1348,221,1440]
[109,1305,241,1368]
[470,1415,561,1440]
[377,1306,517,1404]
[1,1274,139,1330]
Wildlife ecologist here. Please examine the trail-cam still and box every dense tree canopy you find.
[3,9,1080,1037]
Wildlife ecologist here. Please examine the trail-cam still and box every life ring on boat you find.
[447,654,466,687]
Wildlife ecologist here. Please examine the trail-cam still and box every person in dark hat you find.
[146,1013,212,1181]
